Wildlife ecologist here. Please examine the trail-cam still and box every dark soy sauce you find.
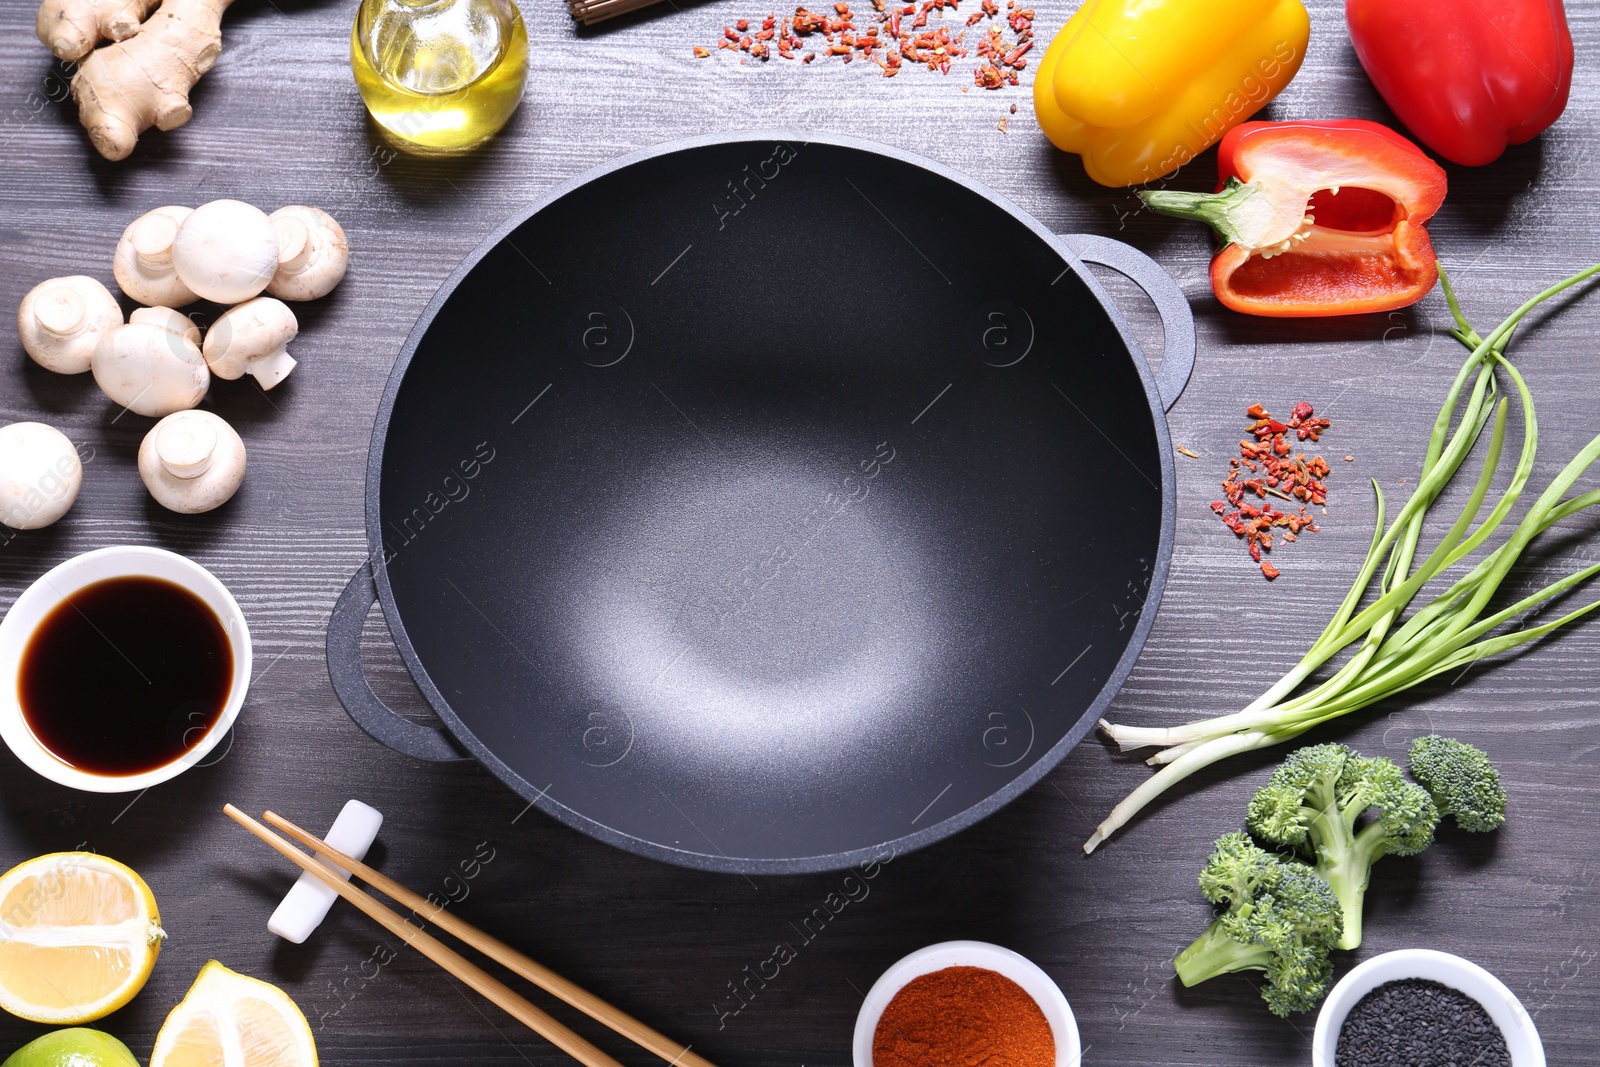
[19,576,234,776]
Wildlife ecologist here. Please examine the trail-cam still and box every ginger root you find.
[36,0,158,60]
[53,0,234,161]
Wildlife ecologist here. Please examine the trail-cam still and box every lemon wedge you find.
[0,852,165,1024]
[151,961,318,1067]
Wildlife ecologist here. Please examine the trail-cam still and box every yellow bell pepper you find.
[1034,0,1310,187]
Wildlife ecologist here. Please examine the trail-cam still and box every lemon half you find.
[0,852,165,1024]
[151,961,318,1067]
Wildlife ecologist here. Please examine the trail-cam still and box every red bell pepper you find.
[1346,0,1573,167]
[1139,120,1447,318]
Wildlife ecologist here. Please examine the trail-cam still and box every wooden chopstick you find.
[566,0,664,25]
[223,805,625,1067]
[260,810,717,1067]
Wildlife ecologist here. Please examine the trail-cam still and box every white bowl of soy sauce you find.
[1313,948,1544,1067]
[0,545,251,793]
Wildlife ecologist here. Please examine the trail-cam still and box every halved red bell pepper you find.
[1347,0,1573,167]
[1140,119,1448,318]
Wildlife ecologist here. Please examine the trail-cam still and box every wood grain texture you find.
[2,0,1599,1064]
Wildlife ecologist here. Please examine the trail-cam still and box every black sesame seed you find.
[1335,977,1511,1067]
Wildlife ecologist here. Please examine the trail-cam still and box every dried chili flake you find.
[699,0,1029,87]
[693,44,711,56]
[1213,401,1335,580]
[1287,399,1332,441]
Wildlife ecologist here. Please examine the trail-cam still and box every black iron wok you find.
[327,133,1194,874]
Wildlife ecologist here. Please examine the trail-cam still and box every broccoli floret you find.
[1245,743,1438,950]
[1174,832,1343,1016]
[1408,736,1506,833]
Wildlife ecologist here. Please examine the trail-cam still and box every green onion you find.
[1085,261,1600,854]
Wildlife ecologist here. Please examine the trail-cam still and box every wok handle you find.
[327,563,471,763]
[1057,233,1196,412]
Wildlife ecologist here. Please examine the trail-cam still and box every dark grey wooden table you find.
[2,0,1598,1063]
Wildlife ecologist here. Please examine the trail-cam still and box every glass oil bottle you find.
[352,0,529,155]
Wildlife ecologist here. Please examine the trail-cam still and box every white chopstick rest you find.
[267,799,383,943]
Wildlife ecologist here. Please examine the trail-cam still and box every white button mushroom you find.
[172,199,279,304]
[16,276,123,374]
[267,206,349,301]
[138,409,245,514]
[113,205,197,308]
[0,422,83,530]
[203,297,298,389]
[91,307,209,417]
[130,304,201,345]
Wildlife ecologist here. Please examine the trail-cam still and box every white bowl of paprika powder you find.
[852,940,1081,1067]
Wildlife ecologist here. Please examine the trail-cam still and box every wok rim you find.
[364,130,1179,874]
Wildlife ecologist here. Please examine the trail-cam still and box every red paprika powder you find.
[872,966,1054,1067]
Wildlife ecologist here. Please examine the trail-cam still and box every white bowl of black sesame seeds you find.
[1312,949,1544,1067]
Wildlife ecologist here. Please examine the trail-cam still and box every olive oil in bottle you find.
[352,0,529,154]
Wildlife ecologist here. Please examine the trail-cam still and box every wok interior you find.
[378,140,1164,866]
